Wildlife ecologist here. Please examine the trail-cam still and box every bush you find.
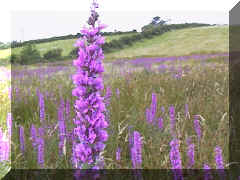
[19,44,41,65]
[10,54,20,64]
[43,48,63,60]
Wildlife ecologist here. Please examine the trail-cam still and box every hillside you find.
[0,26,228,63]
[104,25,229,61]
[0,32,138,60]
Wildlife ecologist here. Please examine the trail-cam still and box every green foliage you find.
[103,23,211,54]
[10,44,41,65]
[19,44,41,65]
[43,48,63,60]
[10,54,20,64]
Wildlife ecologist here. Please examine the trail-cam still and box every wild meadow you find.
[0,1,234,179]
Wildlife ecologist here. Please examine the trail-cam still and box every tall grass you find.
[8,57,229,171]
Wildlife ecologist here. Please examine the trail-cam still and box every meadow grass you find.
[104,26,229,61]
[0,26,231,179]
[9,56,228,171]
[0,26,229,63]
[5,32,138,58]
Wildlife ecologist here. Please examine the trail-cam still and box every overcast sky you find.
[0,0,239,43]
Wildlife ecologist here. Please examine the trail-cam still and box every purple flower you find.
[158,117,163,129]
[203,164,213,180]
[130,131,142,169]
[38,92,45,124]
[185,104,189,118]
[150,93,157,123]
[66,99,71,121]
[116,147,121,161]
[19,126,25,154]
[30,124,38,149]
[116,88,120,98]
[161,106,165,113]
[104,86,112,106]
[169,106,176,137]
[38,127,44,168]
[72,0,108,169]
[145,108,152,124]
[214,146,226,179]
[169,138,183,179]
[58,99,66,156]
[193,115,202,141]
[214,146,224,169]
[146,93,158,125]
[186,138,194,168]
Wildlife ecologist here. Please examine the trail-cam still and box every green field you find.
[0,26,229,63]
[105,25,228,61]
[0,33,137,60]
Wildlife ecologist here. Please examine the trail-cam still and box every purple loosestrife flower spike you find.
[145,108,151,124]
[58,99,66,156]
[19,126,25,154]
[116,147,121,161]
[150,93,157,124]
[193,115,202,141]
[158,117,163,129]
[38,92,45,124]
[104,86,112,106]
[214,146,226,180]
[161,106,165,113]
[186,138,195,168]
[185,103,189,118]
[66,99,71,121]
[38,127,44,168]
[169,138,183,180]
[169,106,176,137]
[116,88,120,98]
[130,131,142,169]
[203,164,213,180]
[30,124,38,150]
[72,0,108,169]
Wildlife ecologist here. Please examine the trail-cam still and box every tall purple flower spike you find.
[169,138,183,180]
[72,0,108,169]
[130,131,142,169]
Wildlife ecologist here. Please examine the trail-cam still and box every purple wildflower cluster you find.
[19,125,25,154]
[169,138,183,179]
[193,115,202,141]
[146,93,157,124]
[186,137,195,168]
[169,106,176,137]
[130,131,142,169]
[38,91,45,124]
[58,99,66,156]
[116,147,121,161]
[214,146,224,169]
[38,127,45,168]
[104,86,112,106]
[203,164,213,180]
[72,0,108,169]
[30,124,38,150]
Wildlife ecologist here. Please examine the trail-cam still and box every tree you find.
[150,16,169,26]
[142,16,170,32]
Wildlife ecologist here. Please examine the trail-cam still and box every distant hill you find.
[104,25,228,61]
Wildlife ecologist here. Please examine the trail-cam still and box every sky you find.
[0,0,239,43]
